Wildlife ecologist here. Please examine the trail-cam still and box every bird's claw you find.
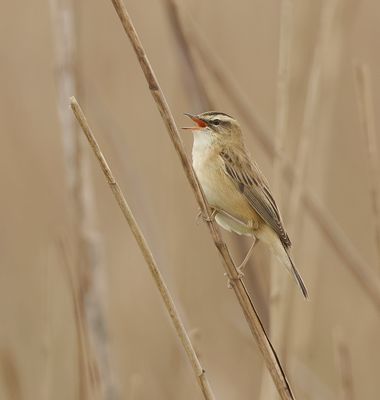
[196,208,217,225]
[224,270,244,289]
[236,268,245,279]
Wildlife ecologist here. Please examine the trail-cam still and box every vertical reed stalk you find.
[49,0,118,398]
[333,329,355,400]
[58,239,92,400]
[354,63,380,270]
[287,0,340,237]
[259,1,295,399]
[162,0,213,111]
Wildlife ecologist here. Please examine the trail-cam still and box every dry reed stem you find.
[70,97,216,400]
[305,192,380,310]
[292,358,335,400]
[58,238,93,400]
[49,0,78,192]
[259,1,294,399]
[333,329,355,400]
[354,64,380,270]
[185,11,301,190]
[270,0,294,331]
[188,22,272,157]
[185,8,380,312]
[129,374,143,400]
[287,0,340,237]
[288,2,351,366]
[162,0,213,111]
[278,0,341,365]
[49,1,118,399]
[273,0,293,196]
[186,14,285,162]
[42,251,52,400]
[0,350,22,400]
[107,1,296,398]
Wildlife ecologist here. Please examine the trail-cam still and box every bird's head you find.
[183,111,243,145]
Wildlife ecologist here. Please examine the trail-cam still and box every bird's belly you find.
[195,162,260,234]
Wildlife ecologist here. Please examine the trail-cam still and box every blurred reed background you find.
[1,0,380,399]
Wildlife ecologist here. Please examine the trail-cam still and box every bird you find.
[182,111,308,299]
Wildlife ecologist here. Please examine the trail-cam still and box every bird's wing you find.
[220,149,291,248]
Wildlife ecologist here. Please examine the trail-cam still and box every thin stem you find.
[280,0,341,365]
[333,329,355,400]
[270,0,294,325]
[188,20,272,157]
[287,0,340,237]
[70,97,216,400]
[273,0,293,188]
[162,0,213,111]
[107,1,296,398]
[354,63,380,270]
[305,192,380,310]
[48,1,118,398]
[260,1,294,398]
[58,239,92,400]
[0,350,22,400]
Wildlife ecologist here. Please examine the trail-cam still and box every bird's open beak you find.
[182,113,207,130]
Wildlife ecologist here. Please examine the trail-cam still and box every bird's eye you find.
[212,119,220,126]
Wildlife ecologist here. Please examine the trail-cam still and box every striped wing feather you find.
[220,149,291,248]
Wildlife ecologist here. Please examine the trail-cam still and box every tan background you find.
[1,0,380,399]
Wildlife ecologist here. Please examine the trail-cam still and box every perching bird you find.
[183,111,308,299]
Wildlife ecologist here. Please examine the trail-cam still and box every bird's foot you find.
[223,270,244,289]
[234,261,248,281]
[236,266,245,279]
[196,208,217,225]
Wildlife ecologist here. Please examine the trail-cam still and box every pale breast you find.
[192,131,224,206]
[192,132,259,230]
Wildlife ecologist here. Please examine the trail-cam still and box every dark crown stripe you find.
[200,111,233,119]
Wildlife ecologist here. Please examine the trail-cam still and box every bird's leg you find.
[196,207,218,225]
[222,237,257,288]
[236,237,257,278]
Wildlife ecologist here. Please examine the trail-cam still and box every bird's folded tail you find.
[257,225,309,299]
[283,247,309,299]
